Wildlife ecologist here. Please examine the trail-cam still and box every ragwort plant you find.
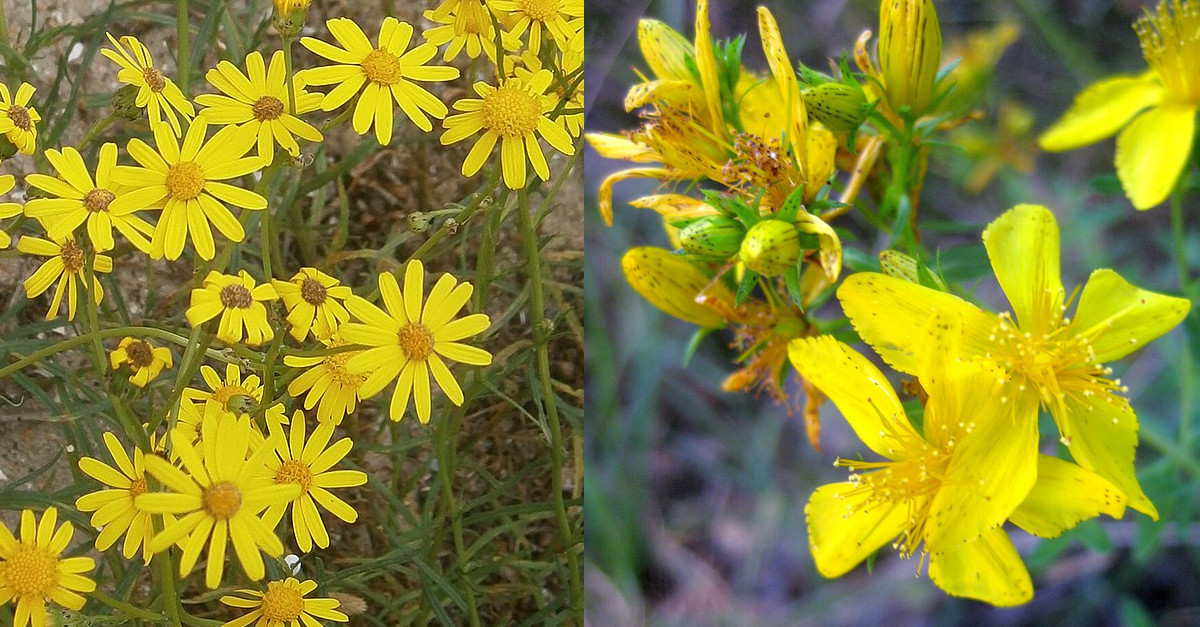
[588,0,1196,607]
[0,0,582,625]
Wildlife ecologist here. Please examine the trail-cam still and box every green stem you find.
[1142,424,1200,478]
[155,553,184,627]
[435,404,480,627]
[0,326,218,381]
[282,34,298,121]
[517,187,582,622]
[78,114,116,149]
[1170,183,1195,450]
[0,1,8,47]
[1170,183,1191,295]
[90,589,167,622]
[82,254,108,378]
[176,0,191,93]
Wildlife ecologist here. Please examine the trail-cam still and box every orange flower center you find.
[126,340,155,369]
[1,544,60,598]
[219,284,254,309]
[129,476,149,498]
[323,349,367,389]
[274,459,313,495]
[481,83,541,138]
[166,161,206,201]
[300,277,327,305]
[142,67,167,92]
[260,580,306,620]
[84,188,116,213]
[362,48,402,85]
[517,0,560,21]
[60,240,85,273]
[253,96,286,121]
[6,104,32,132]
[398,323,435,361]
[203,481,243,519]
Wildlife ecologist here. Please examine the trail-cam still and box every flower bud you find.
[740,220,801,277]
[110,84,142,122]
[802,83,869,131]
[679,216,746,258]
[407,212,433,233]
[637,19,695,82]
[272,0,310,37]
[879,0,942,115]
[622,247,728,328]
[879,249,946,290]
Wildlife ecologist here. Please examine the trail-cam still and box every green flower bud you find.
[879,249,947,290]
[802,83,869,131]
[680,216,746,258]
[740,220,802,276]
[110,84,142,122]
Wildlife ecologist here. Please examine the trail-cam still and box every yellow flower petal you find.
[694,0,724,135]
[787,336,913,457]
[1009,455,1127,538]
[805,482,908,578]
[637,19,694,82]
[1055,394,1157,519]
[1115,102,1197,210]
[928,528,1032,607]
[1070,269,1191,362]
[837,273,997,375]
[1038,74,1162,152]
[981,204,1064,331]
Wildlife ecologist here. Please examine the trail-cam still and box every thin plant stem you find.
[517,186,582,622]
[176,0,191,93]
[90,589,167,622]
[283,34,298,117]
[155,553,184,627]
[435,402,481,627]
[0,1,9,47]
[1170,182,1195,449]
[78,114,117,149]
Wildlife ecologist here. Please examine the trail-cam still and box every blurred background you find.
[584,0,1200,625]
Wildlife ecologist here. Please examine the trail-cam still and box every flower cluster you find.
[592,0,1195,607]
[0,0,570,621]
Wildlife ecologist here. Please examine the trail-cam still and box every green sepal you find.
[735,269,758,305]
[682,327,717,367]
[783,266,804,311]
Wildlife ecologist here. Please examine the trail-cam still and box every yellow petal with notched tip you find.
[1115,101,1197,210]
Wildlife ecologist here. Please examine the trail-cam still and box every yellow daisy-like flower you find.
[24,143,155,253]
[422,0,518,63]
[0,82,40,155]
[101,33,195,137]
[186,271,279,346]
[184,364,265,416]
[137,415,300,589]
[1039,0,1200,209]
[220,577,348,627]
[0,174,22,248]
[75,432,160,560]
[18,233,112,321]
[300,17,460,144]
[273,267,353,342]
[110,337,174,388]
[340,261,492,423]
[284,336,369,425]
[0,508,96,627]
[110,119,267,261]
[261,410,366,552]
[490,0,583,55]
[196,51,324,161]
[441,68,576,189]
